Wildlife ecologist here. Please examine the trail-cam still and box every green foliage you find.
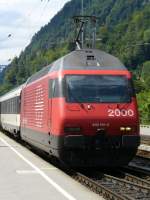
[144,29,150,42]
[98,3,150,68]
[141,61,150,81]
[134,79,145,93]
[137,91,150,124]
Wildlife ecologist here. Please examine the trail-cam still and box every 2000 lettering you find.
[108,109,134,117]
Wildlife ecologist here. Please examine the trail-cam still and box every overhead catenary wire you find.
[26,0,51,42]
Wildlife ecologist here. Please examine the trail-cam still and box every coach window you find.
[9,99,13,113]
[9,99,11,113]
[5,100,7,114]
[6,101,8,114]
[10,99,11,113]
[13,98,15,113]
[18,97,20,113]
[6,101,7,113]
[11,99,13,114]
[11,98,13,113]
[5,101,7,114]
[5,102,6,113]
[7,100,8,113]
[6,100,8,113]
[9,99,10,113]
[3,102,5,114]
[1,102,3,114]
[4,102,6,113]
[16,97,19,113]
[12,98,14,113]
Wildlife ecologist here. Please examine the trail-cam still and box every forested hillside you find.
[0,0,150,123]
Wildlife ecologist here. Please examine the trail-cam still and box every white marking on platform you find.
[16,170,38,174]
[41,167,58,170]
[0,137,77,200]
[0,145,18,147]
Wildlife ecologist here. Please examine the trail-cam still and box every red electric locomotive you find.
[20,48,140,167]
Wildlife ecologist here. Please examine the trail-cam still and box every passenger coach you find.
[0,85,24,137]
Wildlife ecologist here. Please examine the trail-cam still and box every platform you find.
[140,125,150,136]
[0,132,103,200]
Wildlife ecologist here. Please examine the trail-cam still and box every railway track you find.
[141,136,150,146]
[72,170,150,200]
[71,156,150,200]
[137,135,150,159]
[137,149,150,159]
[101,168,150,188]
[122,166,150,182]
[129,156,150,173]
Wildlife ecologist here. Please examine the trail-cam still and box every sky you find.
[0,0,70,65]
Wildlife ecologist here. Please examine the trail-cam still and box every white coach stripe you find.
[0,137,77,200]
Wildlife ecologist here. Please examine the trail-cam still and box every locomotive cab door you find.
[48,79,55,133]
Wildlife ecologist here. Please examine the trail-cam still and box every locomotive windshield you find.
[65,75,133,103]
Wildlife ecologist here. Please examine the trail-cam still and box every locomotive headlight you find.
[126,127,132,131]
[120,127,125,131]
[120,127,132,132]
[64,127,81,133]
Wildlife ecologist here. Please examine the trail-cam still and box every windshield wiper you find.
[67,87,88,111]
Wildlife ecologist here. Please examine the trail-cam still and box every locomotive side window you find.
[65,75,133,103]
[49,78,65,98]
[49,79,55,98]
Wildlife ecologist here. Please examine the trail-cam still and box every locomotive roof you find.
[51,49,126,72]
[27,49,127,84]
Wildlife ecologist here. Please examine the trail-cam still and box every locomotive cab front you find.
[50,71,140,167]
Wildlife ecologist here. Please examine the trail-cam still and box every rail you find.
[117,169,150,187]
[123,166,150,181]
[72,171,150,200]
[129,156,150,173]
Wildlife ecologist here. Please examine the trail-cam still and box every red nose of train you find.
[51,99,139,138]
[51,73,139,140]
